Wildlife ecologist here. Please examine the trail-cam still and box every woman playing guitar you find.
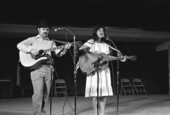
[78,25,127,115]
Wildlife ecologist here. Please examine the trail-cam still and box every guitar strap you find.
[106,43,121,53]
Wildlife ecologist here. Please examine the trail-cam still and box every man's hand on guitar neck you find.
[64,42,72,49]
[56,43,72,57]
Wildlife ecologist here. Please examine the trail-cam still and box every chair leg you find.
[120,87,122,95]
[134,87,139,95]
[123,87,126,95]
[132,87,135,95]
[143,88,147,95]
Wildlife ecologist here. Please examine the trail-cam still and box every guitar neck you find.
[43,41,81,53]
[106,55,136,61]
[44,45,66,53]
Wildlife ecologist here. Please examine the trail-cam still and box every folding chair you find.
[0,79,13,98]
[54,79,67,97]
[132,78,147,95]
[120,78,135,95]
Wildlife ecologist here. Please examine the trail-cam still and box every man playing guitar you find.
[17,20,71,115]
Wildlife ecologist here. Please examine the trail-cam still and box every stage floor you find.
[0,95,170,115]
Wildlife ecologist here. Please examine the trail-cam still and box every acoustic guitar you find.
[19,41,81,67]
[78,52,136,76]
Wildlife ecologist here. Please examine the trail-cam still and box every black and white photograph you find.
[0,0,170,115]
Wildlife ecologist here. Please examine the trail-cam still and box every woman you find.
[79,25,123,115]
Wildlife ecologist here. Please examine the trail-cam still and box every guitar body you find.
[19,51,48,67]
[79,52,109,75]
[79,52,136,75]
[19,41,81,67]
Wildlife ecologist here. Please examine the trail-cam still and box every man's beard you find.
[40,33,48,38]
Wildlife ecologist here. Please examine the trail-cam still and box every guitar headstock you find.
[125,55,137,61]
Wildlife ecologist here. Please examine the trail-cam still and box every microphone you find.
[106,36,111,41]
[54,27,76,40]
[54,28,65,32]
[105,36,113,44]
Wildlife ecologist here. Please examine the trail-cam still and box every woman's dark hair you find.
[92,25,107,42]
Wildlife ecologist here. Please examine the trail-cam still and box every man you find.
[17,20,71,115]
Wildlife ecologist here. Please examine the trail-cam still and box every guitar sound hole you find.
[98,55,103,61]
[39,50,44,55]
[34,50,45,60]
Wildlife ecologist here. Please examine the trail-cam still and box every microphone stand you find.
[115,54,120,115]
[60,28,78,115]
[49,64,53,115]
[48,40,61,115]
[72,33,78,115]
[48,56,54,115]
[106,38,121,115]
